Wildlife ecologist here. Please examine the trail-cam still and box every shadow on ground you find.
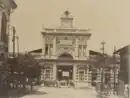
[0,87,48,98]
[28,90,48,95]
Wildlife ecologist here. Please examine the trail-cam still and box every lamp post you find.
[16,36,19,56]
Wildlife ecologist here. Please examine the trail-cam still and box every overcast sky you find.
[9,0,130,55]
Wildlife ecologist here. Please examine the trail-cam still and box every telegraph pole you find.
[12,26,16,58]
[101,41,106,55]
[100,41,106,93]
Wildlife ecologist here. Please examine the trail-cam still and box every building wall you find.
[0,10,10,65]
[0,0,17,67]
[119,46,130,84]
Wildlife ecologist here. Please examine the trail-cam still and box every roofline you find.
[114,45,130,54]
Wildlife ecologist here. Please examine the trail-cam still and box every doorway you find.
[57,66,73,81]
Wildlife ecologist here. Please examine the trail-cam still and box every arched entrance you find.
[57,53,73,81]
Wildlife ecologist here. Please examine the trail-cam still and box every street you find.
[20,86,97,98]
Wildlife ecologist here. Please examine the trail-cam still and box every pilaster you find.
[86,40,88,57]
[81,45,84,58]
[48,43,50,57]
[53,63,57,80]
[73,64,77,81]
[75,37,78,57]
[42,35,45,57]
[53,37,56,57]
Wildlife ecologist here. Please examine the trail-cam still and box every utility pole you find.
[100,41,106,93]
[101,41,106,55]
[16,36,19,56]
[12,26,16,58]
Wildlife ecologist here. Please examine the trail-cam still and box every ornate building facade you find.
[39,10,92,85]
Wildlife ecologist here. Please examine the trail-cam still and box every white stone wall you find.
[42,34,90,60]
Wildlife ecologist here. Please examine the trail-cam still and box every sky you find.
[9,0,130,55]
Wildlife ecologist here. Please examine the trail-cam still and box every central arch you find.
[57,52,73,81]
[58,52,73,60]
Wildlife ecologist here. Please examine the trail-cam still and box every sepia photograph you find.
[0,0,129,98]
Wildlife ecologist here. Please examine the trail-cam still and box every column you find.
[87,65,92,87]
[75,38,78,58]
[48,44,50,57]
[81,45,84,57]
[96,68,101,92]
[53,63,57,80]
[53,37,56,57]
[73,64,77,81]
[86,40,88,57]
[86,66,89,86]
[42,35,45,57]
[110,69,114,95]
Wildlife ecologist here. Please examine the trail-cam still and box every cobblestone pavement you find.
[20,86,98,98]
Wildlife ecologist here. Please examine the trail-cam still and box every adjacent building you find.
[114,45,130,97]
[0,0,17,92]
[114,45,130,85]
[0,0,17,68]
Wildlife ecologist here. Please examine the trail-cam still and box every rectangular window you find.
[79,71,85,81]
[43,65,53,80]
[45,44,48,55]
[77,65,88,81]
[45,70,51,79]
